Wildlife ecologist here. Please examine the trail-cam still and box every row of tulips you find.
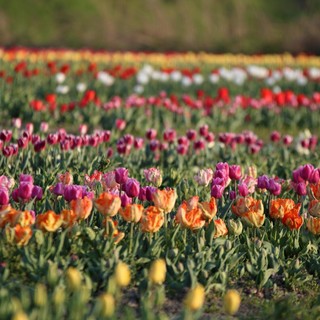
[2,48,320,68]
[25,90,320,114]
[0,121,317,158]
[2,59,320,86]
[1,162,319,247]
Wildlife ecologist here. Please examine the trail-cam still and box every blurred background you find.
[0,0,320,53]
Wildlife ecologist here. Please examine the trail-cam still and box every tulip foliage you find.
[0,50,319,319]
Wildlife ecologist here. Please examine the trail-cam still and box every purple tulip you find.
[18,182,33,201]
[138,187,147,201]
[124,178,140,198]
[229,190,237,200]
[19,174,34,184]
[121,193,132,207]
[115,167,129,185]
[211,184,224,199]
[238,183,249,197]
[64,185,83,202]
[300,164,314,182]
[212,178,225,186]
[257,175,270,189]
[12,188,19,202]
[229,165,242,180]
[309,169,320,184]
[296,182,307,196]
[268,180,281,196]
[52,183,65,196]
[216,162,229,176]
[0,187,9,206]
[146,186,157,202]
[31,186,43,200]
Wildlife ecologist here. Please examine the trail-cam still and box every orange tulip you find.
[282,211,303,230]
[152,188,177,214]
[57,172,73,185]
[309,182,320,200]
[5,224,33,246]
[213,219,228,238]
[10,210,35,227]
[0,205,18,228]
[176,197,205,230]
[70,196,93,220]
[232,197,265,228]
[306,216,320,235]
[140,206,164,233]
[308,200,320,217]
[119,204,143,223]
[61,209,78,227]
[198,197,217,221]
[269,199,300,220]
[36,210,63,232]
[94,192,121,217]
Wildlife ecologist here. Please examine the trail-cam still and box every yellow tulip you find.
[149,259,166,285]
[184,284,205,311]
[114,262,131,287]
[224,289,241,315]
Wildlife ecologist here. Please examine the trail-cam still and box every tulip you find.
[269,199,300,220]
[282,212,303,230]
[224,289,241,315]
[123,178,140,197]
[144,168,163,187]
[296,182,307,196]
[306,216,320,235]
[270,131,281,142]
[184,284,205,311]
[151,188,177,214]
[36,211,62,232]
[229,165,242,180]
[140,206,164,232]
[146,128,157,140]
[238,183,249,197]
[227,219,243,236]
[176,198,205,230]
[66,267,82,291]
[18,182,33,201]
[149,259,166,285]
[308,200,320,217]
[257,175,269,189]
[194,168,213,187]
[268,179,281,196]
[213,219,228,238]
[70,196,93,220]
[138,187,147,201]
[114,262,131,287]
[96,293,115,317]
[31,186,43,201]
[211,184,224,199]
[114,167,129,185]
[63,185,83,202]
[120,193,132,207]
[94,192,121,216]
[0,187,9,206]
[20,174,34,184]
[300,164,314,181]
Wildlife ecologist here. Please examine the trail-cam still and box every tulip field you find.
[0,48,320,319]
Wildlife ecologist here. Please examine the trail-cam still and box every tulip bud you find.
[123,178,140,198]
[229,165,242,180]
[149,259,166,285]
[224,289,241,315]
[96,293,115,317]
[211,185,224,199]
[300,164,314,181]
[31,186,43,201]
[66,267,82,291]
[18,182,33,201]
[52,286,65,306]
[184,284,205,311]
[238,183,249,197]
[114,262,131,287]
[0,187,9,206]
[34,283,47,307]
[12,311,29,320]
[114,167,129,185]
[270,131,281,142]
[268,180,281,196]
[296,182,307,196]
[227,219,243,236]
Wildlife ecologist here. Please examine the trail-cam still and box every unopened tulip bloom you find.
[229,165,242,180]
[0,187,9,206]
[227,219,243,236]
[184,284,205,311]
[224,289,241,315]
[18,182,33,201]
[114,167,128,185]
[114,262,131,287]
[149,259,166,285]
[213,219,228,238]
[66,267,82,291]
[211,184,224,199]
[123,178,140,198]
[96,293,115,317]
